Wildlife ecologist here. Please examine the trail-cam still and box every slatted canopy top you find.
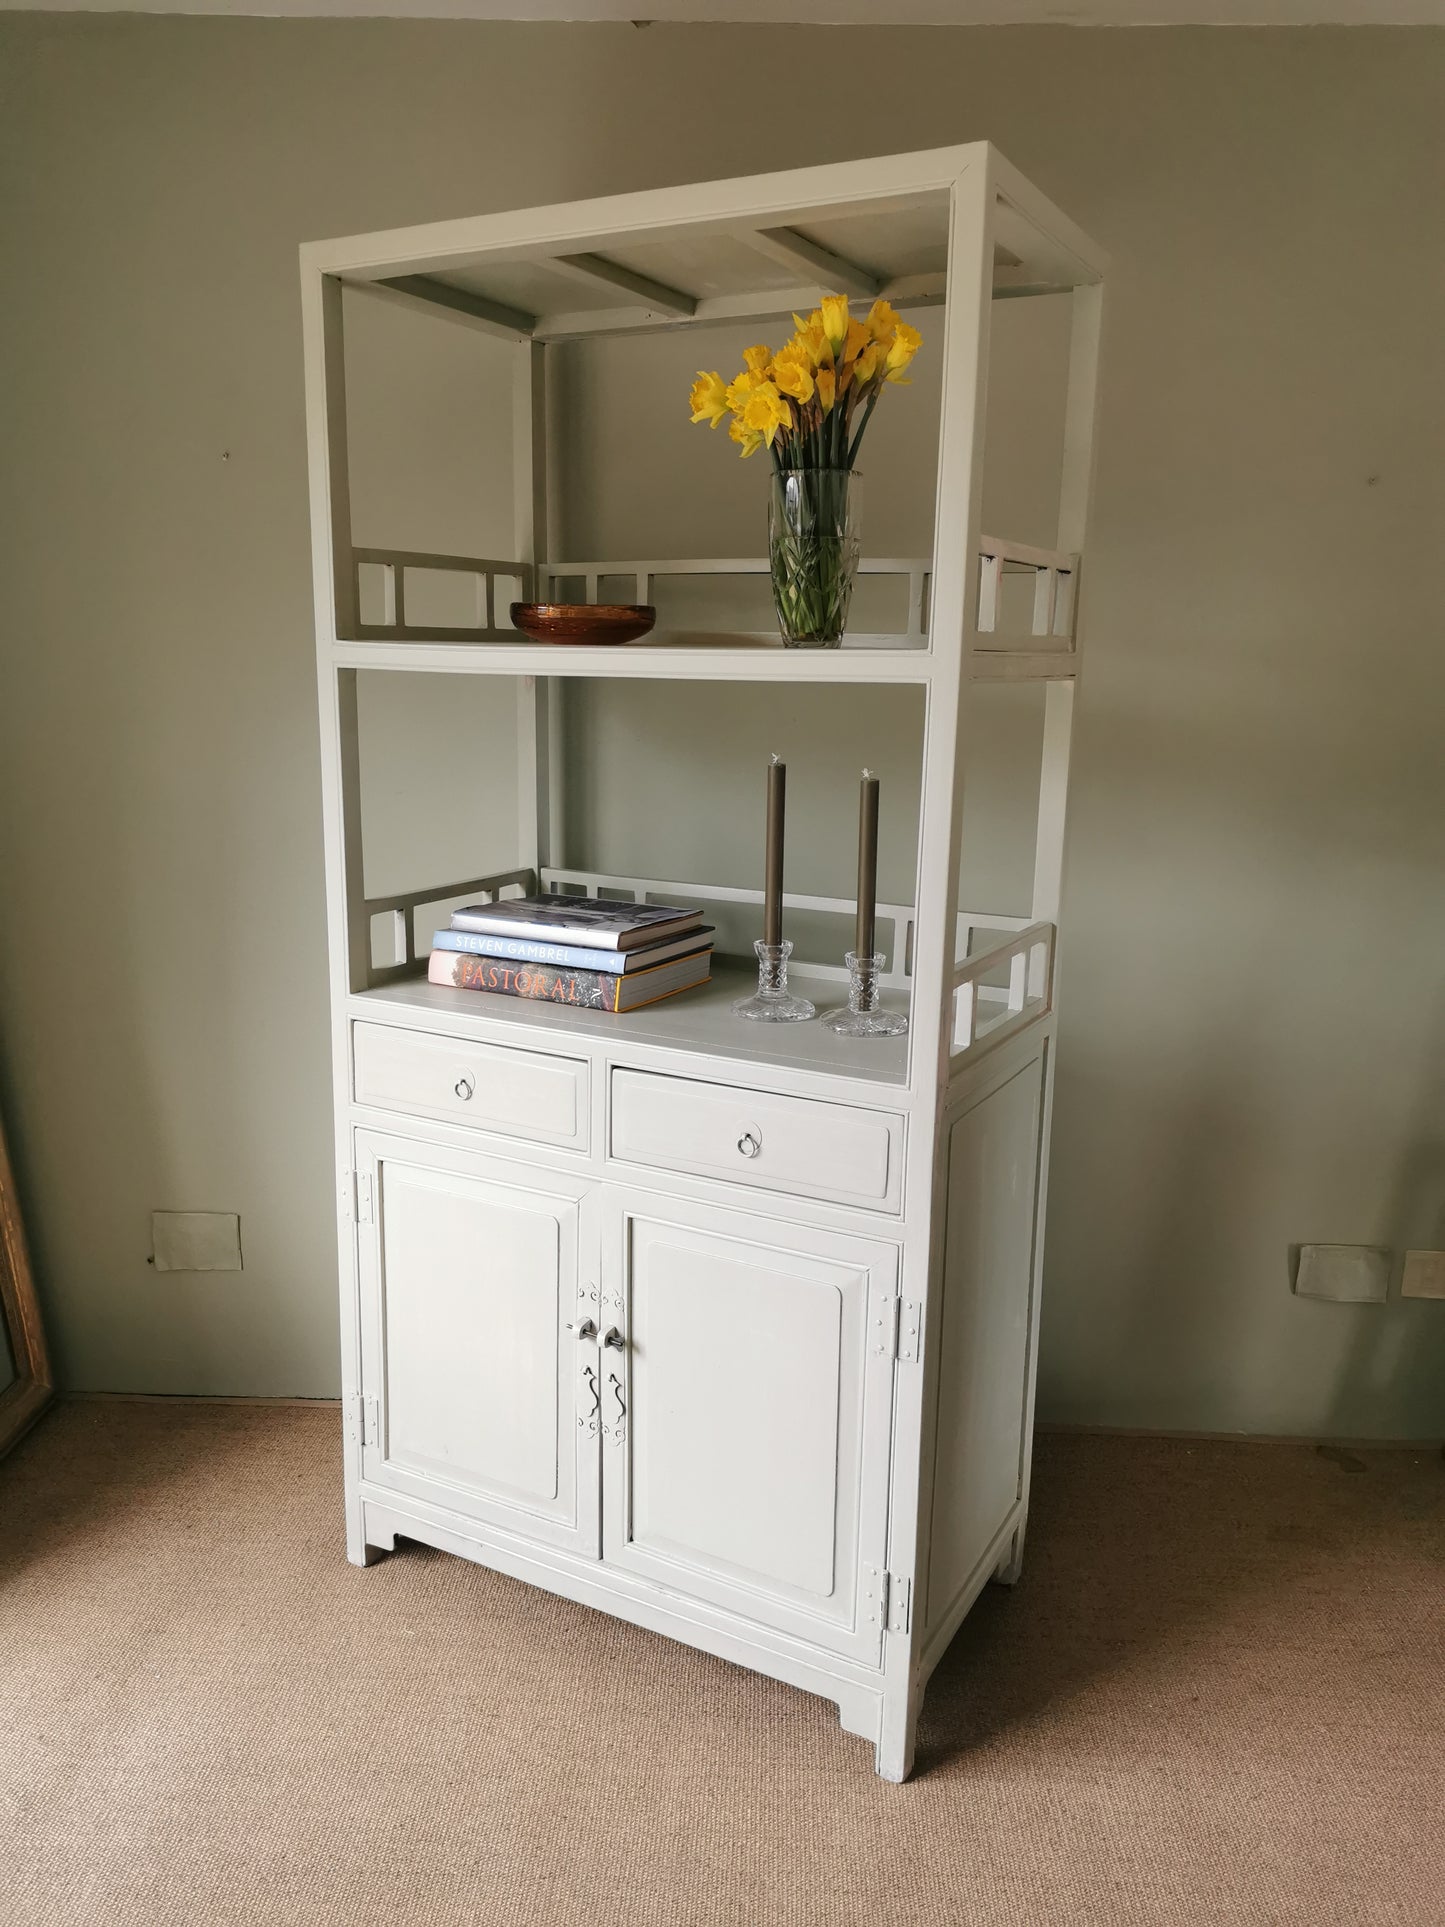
[308,146,1105,342]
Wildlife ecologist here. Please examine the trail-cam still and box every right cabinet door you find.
[601,1191,897,1665]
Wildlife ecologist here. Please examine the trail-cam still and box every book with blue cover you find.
[431,926,715,975]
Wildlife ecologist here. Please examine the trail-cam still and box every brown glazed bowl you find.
[510,603,656,645]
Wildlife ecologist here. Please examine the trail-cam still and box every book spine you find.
[432,929,626,973]
[428,948,622,1011]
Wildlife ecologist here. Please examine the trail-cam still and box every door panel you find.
[602,1192,897,1665]
[356,1130,598,1558]
[924,1050,1045,1632]
[631,1229,845,1596]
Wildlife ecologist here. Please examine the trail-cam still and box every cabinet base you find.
[353,1489,909,1775]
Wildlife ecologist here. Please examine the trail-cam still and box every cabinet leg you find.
[348,1506,394,1568]
[993,1519,1026,1588]
[875,1682,919,1784]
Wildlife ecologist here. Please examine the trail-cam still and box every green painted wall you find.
[1,16,1441,1434]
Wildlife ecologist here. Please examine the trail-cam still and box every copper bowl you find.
[511,602,656,646]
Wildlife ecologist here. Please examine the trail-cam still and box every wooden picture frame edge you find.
[0,1112,54,1457]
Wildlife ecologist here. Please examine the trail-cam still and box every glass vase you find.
[768,468,862,648]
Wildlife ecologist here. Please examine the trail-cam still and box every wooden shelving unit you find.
[302,142,1105,1781]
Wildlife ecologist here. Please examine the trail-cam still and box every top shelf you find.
[306,143,1106,346]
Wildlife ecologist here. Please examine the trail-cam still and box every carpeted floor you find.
[2,1402,1441,1926]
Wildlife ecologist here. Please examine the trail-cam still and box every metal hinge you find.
[354,1172,374,1224]
[347,1392,379,1447]
[871,1293,922,1363]
[864,1565,913,1636]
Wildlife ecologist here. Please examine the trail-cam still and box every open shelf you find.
[334,637,935,681]
[337,538,1081,681]
[352,957,912,1092]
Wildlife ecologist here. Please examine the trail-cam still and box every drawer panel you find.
[610,1070,901,1211]
[353,1023,587,1149]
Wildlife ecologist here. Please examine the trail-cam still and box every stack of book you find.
[428,895,713,1013]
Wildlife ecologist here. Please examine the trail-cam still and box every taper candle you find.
[764,754,785,947]
[856,768,879,960]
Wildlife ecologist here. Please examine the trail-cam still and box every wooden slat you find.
[376,273,535,339]
[353,547,525,575]
[364,867,535,920]
[971,650,1078,683]
[978,534,1077,574]
[744,226,881,299]
[976,552,1002,633]
[319,276,358,636]
[335,670,372,994]
[550,252,696,317]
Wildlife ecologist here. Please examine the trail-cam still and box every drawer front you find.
[353,1024,587,1149]
[610,1070,901,1211]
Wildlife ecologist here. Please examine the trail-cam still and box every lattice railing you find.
[950,921,1055,1062]
[364,865,535,987]
[354,548,533,642]
[541,557,931,650]
[972,537,1080,678]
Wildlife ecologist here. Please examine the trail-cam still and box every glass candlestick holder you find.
[732,938,816,1023]
[822,952,909,1038]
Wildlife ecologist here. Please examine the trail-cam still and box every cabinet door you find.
[355,1130,599,1559]
[600,1191,897,1665]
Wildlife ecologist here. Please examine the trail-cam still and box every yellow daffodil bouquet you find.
[689,295,922,646]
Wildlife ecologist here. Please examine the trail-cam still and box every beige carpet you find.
[2,1402,1441,1927]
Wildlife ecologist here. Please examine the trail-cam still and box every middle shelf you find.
[335,538,1081,681]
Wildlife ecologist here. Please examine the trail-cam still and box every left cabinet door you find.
[354,1129,600,1559]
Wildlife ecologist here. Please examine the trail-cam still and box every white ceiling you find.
[2,1,1440,23]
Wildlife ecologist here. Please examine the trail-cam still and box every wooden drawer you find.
[353,1023,587,1149]
[609,1070,902,1211]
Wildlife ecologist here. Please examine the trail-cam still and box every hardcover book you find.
[427,946,712,1012]
[449,893,703,952]
[431,926,715,974]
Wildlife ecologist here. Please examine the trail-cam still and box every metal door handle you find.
[453,1073,475,1101]
[604,1370,628,1447]
[737,1129,761,1159]
[602,1326,625,1351]
[567,1318,597,1341]
[579,1363,601,1437]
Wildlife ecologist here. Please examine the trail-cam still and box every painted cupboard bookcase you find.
[301,144,1104,1782]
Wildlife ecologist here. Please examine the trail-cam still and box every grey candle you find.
[856,768,879,959]
[764,754,785,947]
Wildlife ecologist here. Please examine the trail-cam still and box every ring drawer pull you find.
[737,1128,761,1159]
[453,1073,475,1101]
